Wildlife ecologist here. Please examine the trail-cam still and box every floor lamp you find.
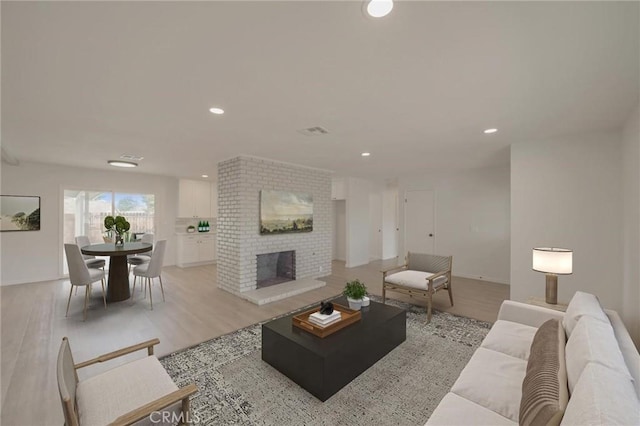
[532,247,573,304]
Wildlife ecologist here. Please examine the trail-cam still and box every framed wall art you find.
[260,190,312,235]
[0,195,41,232]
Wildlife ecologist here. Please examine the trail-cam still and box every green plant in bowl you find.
[343,279,367,310]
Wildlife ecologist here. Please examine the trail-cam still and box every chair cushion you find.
[562,291,609,338]
[88,268,105,282]
[450,348,527,422]
[565,316,632,393]
[385,270,448,290]
[128,255,151,266]
[426,392,517,426]
[560,363,640,426]
[77,356,180,426]
[480,320,538,360]
[519,319,568,426]
[133,263,149,275]
[84,258,106,269]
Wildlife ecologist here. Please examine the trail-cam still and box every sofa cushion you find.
[451,348,527,422]
[385,270,447,290]
[77,356,180,426]
[565,316,633,394]
[519,319,568,426]
[480,320,537,360]
[560,363,640,425]
[562,291,609,337]
[425,392,517,426]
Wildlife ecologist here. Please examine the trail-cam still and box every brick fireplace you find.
[217,156,332,300]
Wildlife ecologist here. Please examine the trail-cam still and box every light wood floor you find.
[0,259,508,425]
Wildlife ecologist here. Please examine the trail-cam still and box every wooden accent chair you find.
[382,252,453,323]
[57,337,197,426]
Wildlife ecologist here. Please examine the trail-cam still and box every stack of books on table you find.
[308,310,342,327]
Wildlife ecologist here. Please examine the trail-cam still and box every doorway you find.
[332,200,346,261]
[404,190,435,254]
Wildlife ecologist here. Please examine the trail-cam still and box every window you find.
[63,189,155,273]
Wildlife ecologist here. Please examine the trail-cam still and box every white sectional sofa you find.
[426,292,640,425]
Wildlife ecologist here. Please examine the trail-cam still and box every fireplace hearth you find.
[256,251,296,288]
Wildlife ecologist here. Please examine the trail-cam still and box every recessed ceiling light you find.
[366,0,394,18]
[201,174,209,178]
[209,107,224,115]
[361,152,371,157]
[108,160,138,168]
[484,128,498,134]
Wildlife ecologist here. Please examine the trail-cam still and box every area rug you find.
[160,297,491,426]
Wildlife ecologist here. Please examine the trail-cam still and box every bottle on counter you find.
[198,221,203,232]
[205,221,209,232]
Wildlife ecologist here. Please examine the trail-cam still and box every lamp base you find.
[545,274,558,304]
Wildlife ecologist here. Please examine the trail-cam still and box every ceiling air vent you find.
[297,126,329,136]
[120,154,145,161]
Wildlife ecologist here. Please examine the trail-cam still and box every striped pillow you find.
[519,319,568,426]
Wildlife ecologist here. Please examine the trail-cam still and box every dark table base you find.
[262,299,406,401]
[107,256,130,302]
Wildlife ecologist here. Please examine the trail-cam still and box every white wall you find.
[510,132,623,311]
[622,105,640,345]
[346,177,371,268]
[398,165,511,284]
[369,185,383,260]
[0,161,179,285]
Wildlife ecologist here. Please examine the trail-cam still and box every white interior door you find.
[332,200,346,261]
[404,190,435,254]
[369,192,382,260]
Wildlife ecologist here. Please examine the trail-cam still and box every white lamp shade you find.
[532,247,573,274]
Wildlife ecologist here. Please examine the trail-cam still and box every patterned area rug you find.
[160,297,491,426]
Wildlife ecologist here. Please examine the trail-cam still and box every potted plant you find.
[343,279,367,310]
[104,215,130,246]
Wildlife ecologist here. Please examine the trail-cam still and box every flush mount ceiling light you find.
[361,152,371,157]
[209,107,224,115]
[484,128,498,134]
[366,0,394,18]
[201,174,209,178]
[108,160,138,168]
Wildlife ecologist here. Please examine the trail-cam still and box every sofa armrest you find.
[497,300,564,328]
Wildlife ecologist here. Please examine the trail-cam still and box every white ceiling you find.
[2,1,638,180]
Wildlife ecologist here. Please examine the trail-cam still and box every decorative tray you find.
[292,303,362,338]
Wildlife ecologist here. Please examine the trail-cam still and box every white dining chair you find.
[132,240,167,310]
[75,235,106,270]
[64,244,107,321]
[127,233,154,279]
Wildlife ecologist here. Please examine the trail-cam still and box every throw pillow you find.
[519,319,568,426]
[562,291,609,337]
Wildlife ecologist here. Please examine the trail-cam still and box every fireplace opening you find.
[256,251,296,288]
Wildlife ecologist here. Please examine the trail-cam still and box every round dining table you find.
[81,242,153,302]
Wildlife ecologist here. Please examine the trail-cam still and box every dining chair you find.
[57,336,197,426]
[132,240,167,310]
[64,244,107,321]
[127,233,154,278]
[75,235,106,270]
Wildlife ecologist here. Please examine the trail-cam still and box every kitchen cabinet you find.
[176,233,216,267]
[210,183,218,218]
[178,179,212,218]
[331,177,346,200]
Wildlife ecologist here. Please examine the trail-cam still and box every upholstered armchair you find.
[57,337,197,426]
[382,252,453,323]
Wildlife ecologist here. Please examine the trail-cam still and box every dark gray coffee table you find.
[261,296,406,401]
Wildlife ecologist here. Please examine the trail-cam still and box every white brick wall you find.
[217,156,332,295]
